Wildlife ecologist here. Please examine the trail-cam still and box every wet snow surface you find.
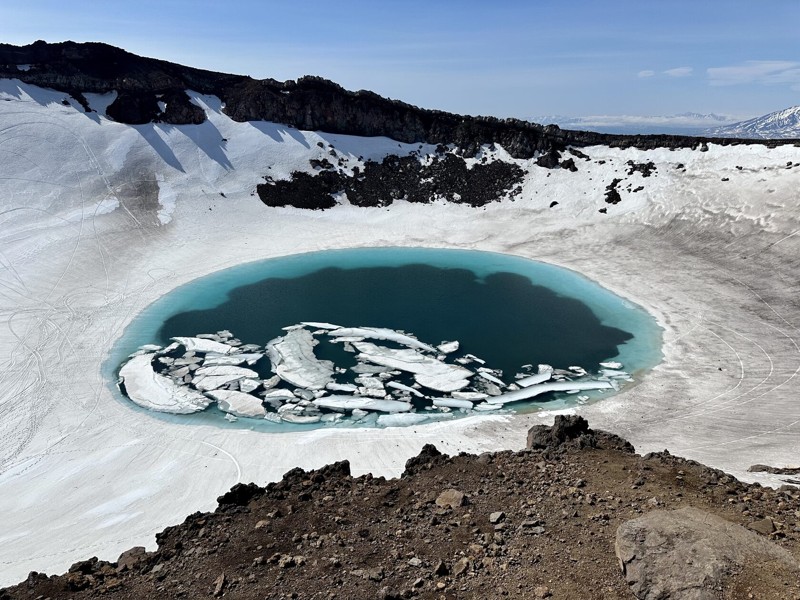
[118,323,630,427]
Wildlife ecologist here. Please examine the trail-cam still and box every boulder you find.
[116,547,148,572]
[615,507,800,599]
[435,489,467,509]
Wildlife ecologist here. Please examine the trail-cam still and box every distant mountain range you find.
[534,108,800,139]
[531,112,740,136]
[708,106,800,139]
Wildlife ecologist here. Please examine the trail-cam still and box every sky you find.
[1,1,798,121]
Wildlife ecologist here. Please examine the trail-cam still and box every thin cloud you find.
[637,70,655,78]
[664,66,693,77]
[707,60,800,86]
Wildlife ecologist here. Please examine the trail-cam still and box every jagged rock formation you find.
[1,41,794,159]
[257,151,526,209]
[2,417,798,599]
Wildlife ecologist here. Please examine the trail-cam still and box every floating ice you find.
[386,381,425,397]
[192,365,258,391]
[486,380,614,405]
[239,379,261,393]
[266,328,334,390]
[207,390,266,418]
[201,353,263,366]
[515,371,552,387]
[301,321,342,330]
[432,398,474,410]
[313,396,412,413]
[280,413,322,424]
[600,361,623,369]
[195,365,258,378]
[329,327,437,352]
[376,413,454,427]
[171,336,236,355]
[327,382,359,393]
[119,322,630,428]
[354,341,473,393]
[477,371,505,387]
[437,341,459,354]
[451,391,488,400]
[119,354,211,414]
[472,403,503,411]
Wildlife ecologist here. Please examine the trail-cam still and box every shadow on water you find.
[158,264,632,379]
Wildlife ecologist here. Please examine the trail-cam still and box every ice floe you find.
[119,354,211,414]
[353,341,473,392]
[171,336,236,355]
[437,340,459,354]
[329,326,437,352]
[313,396,413,413]
[266,327,334,390]
[432,398,474,410]
[486,380,615,405]
[515,371,552,387]
[207,390,267,418]
[386,381,425,397]
[376,413,454,427]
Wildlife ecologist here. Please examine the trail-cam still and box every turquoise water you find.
[105,247,663,429]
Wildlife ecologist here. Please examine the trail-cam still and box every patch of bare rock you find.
[3,416,800,599]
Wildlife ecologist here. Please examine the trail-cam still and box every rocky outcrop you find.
[616,507,800,599]
[526,415,635,454]
[2,41,795,159]
[256,151,526,209]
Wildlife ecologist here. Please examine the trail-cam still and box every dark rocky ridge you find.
[257,151,526,209]
[2,41,797,159]
[2,417,798,599]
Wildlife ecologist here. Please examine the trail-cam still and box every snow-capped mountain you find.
[708,106,800,139]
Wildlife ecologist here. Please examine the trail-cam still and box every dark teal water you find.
[107,247,663,428]
[158,265,631,380]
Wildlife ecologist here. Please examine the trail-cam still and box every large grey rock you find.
[615,507,800,600]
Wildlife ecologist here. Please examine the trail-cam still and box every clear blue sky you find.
[1,1,798,119]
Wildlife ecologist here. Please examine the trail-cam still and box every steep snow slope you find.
[709,105,800,139]
[0,80,799,584]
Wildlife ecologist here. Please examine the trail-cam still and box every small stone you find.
[254,520,270,529]
[527,526,546,535]
[453,557,470,577]
[434,560,449,576]
[489,511,506,524]
[749,518,775,535]
[408,557,422,567]
[436,489,467,509]
[278,555,296,568]
[534,585,552,598]
[213,572,226,597]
